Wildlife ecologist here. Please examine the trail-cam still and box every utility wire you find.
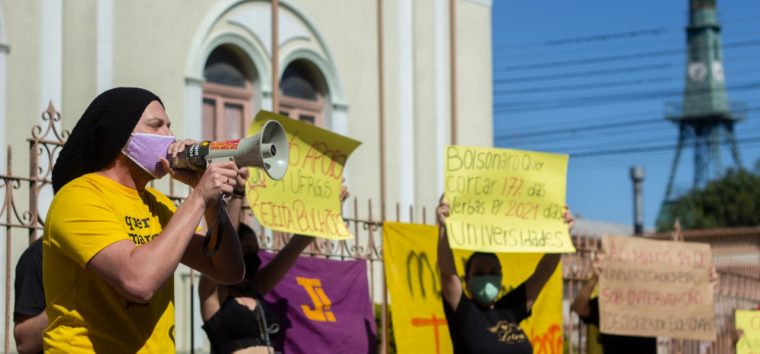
[493,105,760,143]
[493,27,671,50]
[494,118,664,140]
[494,63,673,85]
[494,76,675,96]
[494,53,760,85]
[492,14,760,51]
[569,135,760,158]
[494,28,760,60]
[496,39,760,72]
[494,81,760,113]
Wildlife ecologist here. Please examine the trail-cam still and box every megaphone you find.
[171,120,289,180]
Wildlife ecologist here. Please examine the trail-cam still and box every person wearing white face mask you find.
[436,197,574,354]
[43,87,245,353]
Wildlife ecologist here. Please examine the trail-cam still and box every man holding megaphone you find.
[42,87,280,353]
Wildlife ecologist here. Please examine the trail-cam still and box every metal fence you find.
[564,230,760,354]
[1,105,759,353]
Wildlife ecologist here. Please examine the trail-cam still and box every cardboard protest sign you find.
[383,222,563,354]
[246,111,361,240]
[443,145,574,253]
[736,310,760,354]
[599,236,716,341]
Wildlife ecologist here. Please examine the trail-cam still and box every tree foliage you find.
[657,168,760,231]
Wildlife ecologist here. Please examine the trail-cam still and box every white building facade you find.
[0,0,493,351]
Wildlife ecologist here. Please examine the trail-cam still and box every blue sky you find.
[491,1,760,230]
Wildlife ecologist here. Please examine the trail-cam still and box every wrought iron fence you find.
[1,105,758,353]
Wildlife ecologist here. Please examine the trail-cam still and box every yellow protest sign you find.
[444,145,574,253]
[383,222,453,354]
[246,111,361,240]
[383,222,563,354]
[736,310,760,354]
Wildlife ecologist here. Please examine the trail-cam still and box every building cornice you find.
[462,0,492,9]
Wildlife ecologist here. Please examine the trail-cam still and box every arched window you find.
[202,46,255,140]
[279,60,326,127]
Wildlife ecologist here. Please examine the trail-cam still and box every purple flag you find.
[260,251,377,354]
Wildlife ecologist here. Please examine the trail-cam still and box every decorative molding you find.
[332,103,348,112]
[279,35,311,48]
[184,76,205,85]
[462,0,492,8]
[203,31,271,92]
[280,47,346,106]
[185,0,340,86]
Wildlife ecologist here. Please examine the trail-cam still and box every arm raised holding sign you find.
[199,171,350,354]
[436,197,573,354]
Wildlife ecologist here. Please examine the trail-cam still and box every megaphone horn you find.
[171,120,289,180]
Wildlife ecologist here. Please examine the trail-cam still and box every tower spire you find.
[656,0,745,229]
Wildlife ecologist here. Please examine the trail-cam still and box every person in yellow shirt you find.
[43,87,245,353]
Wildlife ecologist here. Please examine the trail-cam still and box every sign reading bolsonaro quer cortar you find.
[444,145,574,253]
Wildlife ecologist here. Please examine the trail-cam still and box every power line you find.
[492,27,671,51]
[494,109,663,133]
[494,54,760,84]
[494,118,664,140]
[493,28,760,61]
[502,118,760,153]
[496,39,760,72]
[494,76,675,96]
[493,63,673,85]
[492,15,760,52]
[568,135,760,158]
[494,81,760,113]
[493,105,760,147]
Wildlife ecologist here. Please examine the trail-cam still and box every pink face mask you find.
[121,133,176,179]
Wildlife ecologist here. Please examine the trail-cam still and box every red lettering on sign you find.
[531,324,562,354]
[411,314,448,354]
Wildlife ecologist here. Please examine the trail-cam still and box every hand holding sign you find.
[246,111,361,240]
[443,145,574,253]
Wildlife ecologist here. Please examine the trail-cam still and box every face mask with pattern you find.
[121,133,176,179]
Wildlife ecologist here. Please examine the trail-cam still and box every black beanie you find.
[52,87,163,193]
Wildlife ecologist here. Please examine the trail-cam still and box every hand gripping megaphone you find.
[171,120,289,180]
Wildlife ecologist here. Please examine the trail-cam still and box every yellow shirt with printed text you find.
[43,173,177,353]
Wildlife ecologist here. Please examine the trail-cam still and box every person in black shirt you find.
[571,272,657,354]
[14,238,47,354]
[436,198,574,354]
[571,255,719,354]
[199,168,351,354]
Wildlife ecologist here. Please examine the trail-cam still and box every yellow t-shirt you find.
[43,173,177,353]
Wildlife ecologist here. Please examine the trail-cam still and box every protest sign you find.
[444,145,574,253]
[599,235,716,341]
[736,310,760,354]
[259,252,376,353]
[383,222,563,354]
[246,111,361,240]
